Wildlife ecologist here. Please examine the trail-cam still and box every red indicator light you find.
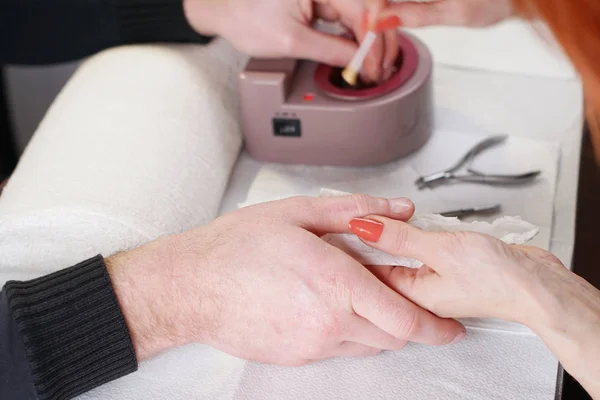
[303,93,315,102]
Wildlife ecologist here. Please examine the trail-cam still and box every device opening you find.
[328,48,404,91]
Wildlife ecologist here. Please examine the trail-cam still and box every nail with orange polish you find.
[374,15,402,32]
[349,218,384,242]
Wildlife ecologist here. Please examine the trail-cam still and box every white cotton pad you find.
[318,188,539,268]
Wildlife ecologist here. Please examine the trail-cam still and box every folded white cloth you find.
[318,188,539,268]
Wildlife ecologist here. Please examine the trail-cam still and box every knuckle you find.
[389,339,408,351]
[391,223,410,253]
[349,193,376,215]
[439,231,471,254]
[437,327,459,345]
[391,307,419,339]
[278,32,297,57]
[316,314,343,340]
[305,313,342,358]
[277,196,314,223]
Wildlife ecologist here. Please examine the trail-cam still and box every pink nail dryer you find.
[238,31,433,166]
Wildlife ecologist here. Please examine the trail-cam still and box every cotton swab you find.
[341,14,403,86]
[341,30,377,86]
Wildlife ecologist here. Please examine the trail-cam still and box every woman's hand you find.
[347,215,600,399]
[107,195,465,366]
[183,0,401,83]
[346,216,568,325]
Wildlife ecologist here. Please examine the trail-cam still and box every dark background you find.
[564,123,600,400]
[0,67,598,399]
[0,68,17,182]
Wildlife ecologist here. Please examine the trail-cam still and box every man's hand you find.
[183,0,401,83]
[107,195,465,365]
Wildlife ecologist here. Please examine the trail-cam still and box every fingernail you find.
[381,61,393,81]
[390,198,412,213]
[349,218,384,242]
[383,66,393,81]
[451,330,466,344]
[374,15,402,32]
[361,10,370,32]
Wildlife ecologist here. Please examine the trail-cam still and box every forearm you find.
[528,268,600,399]
[0,0,212,65]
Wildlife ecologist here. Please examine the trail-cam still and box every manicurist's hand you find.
[183,0,402,83]
[347,215,600,399]
[106,195,466,367]
[379,0,513,28]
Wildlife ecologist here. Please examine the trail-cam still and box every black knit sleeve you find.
[0,0,213,65]
[1,255,137,400]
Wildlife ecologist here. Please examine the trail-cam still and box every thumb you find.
[289,24,357,67]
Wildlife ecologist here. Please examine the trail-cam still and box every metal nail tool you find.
[438,203,502,218]
[415,135,542,190]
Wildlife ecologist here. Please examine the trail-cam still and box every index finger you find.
[285,194,416,235]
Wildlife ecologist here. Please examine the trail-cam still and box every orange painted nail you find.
[374,15,402,32]
[349,218,384,242]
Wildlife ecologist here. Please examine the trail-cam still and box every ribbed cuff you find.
[116,0,213,45]
[5,255,137,400]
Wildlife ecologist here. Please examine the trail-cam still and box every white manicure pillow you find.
[318,188,539,268]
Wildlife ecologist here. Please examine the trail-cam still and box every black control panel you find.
[272,118,301,137]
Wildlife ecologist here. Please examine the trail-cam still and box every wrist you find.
[523,265,600,345]
[518,263,571,330]
[183,0,229,37]
[523,268,600,389]
[106,233,212,361]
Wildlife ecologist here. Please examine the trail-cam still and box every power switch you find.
[272,118,301,137]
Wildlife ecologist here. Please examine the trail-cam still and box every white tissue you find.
[319,188,539,268]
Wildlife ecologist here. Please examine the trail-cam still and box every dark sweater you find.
[1,256,135,400]
[0,0,212,65]
[0,1,212,398]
